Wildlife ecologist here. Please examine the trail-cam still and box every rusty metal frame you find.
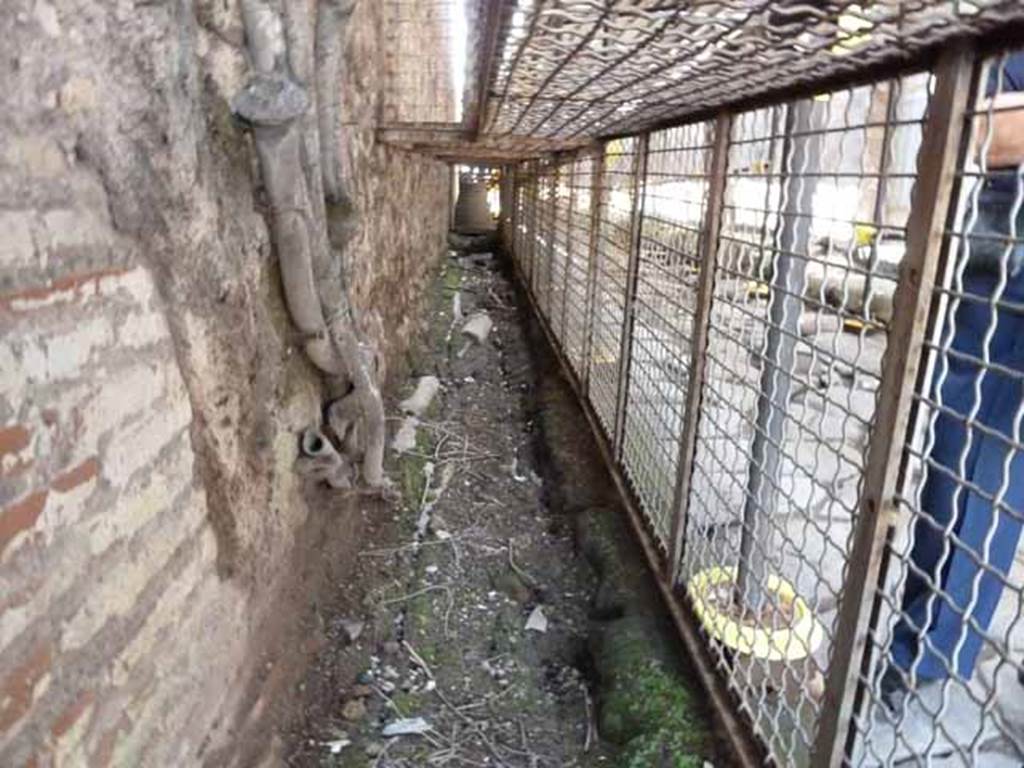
[525,160,539,287]
[667,111,732,585]
[558,157,578,340]
[510,241,766,768]
[381,5,1024,172]
[482,2,1024,142]
[580,144,606,396]
[485,12,1024,767]
[612,133,650,457]
[504,49,982,763]
[809,43,976,767]
[544,162,562,315]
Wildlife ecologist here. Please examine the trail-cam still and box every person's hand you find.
[978,91,1024,170]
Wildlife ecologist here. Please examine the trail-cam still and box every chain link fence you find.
[505,43,1024,768]
[850,49,1024,768]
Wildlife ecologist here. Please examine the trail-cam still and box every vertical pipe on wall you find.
[316,0,356,206]
[235,0,386,487]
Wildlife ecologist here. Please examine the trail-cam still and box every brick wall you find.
[0,1,449,766]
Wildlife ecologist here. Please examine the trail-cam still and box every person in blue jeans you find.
[883,52,1024,699]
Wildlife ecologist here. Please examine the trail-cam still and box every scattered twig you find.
[487,285,511,310]
[508,538,541,592]
[404,641,511,767]
[372,737,396,767]
[380,583,452,606]
[404,640,436,680]
[581,682,595,752]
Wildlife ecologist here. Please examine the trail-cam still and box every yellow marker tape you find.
[687,566,824,662]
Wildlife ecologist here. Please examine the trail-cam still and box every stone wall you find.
[0,1,450,766]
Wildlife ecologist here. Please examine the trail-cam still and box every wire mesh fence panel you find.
[532,165,555,305]
[562,154,597,379]
[548,163,573,344]
[679,75,933,765]
[588,138,639,442]
[517,164,537,283]
[532,165,548,301]
[850,49,1024,768]
[512,168,527,270]
[483,1,1024,140]
[620,123,714,549]
[381,0,460,124]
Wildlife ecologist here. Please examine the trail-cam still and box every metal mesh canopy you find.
[486,0,1024,140]
[381,0,1024,160]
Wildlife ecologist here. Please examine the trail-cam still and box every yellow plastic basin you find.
[687,566,824,662]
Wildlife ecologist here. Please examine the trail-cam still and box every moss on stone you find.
[593,616,708,763]
[390,689,426,714]
[622,728,707,768]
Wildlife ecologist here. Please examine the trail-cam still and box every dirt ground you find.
[275,247,721,767]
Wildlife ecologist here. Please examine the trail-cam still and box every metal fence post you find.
[613,133,650,457]
[582,145,606,395]
[559,156,578,339]
[809,45,974,767]
[508,165,519,260]
[668,112,733,584]
[545,162,561,315]
[531,164,544,295]
[526,162,539,289]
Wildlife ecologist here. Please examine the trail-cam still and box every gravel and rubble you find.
[282,246,719,768]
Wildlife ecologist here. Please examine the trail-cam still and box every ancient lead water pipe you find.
[234,0,385,487]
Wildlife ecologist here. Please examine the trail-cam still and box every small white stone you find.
[525,606,548,633]
[34,0,60,36]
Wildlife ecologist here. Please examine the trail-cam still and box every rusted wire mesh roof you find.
[381,0,1024,159]
[485,0,1024,139]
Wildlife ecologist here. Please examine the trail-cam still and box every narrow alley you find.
[4,3,1024,768]
[282,245,715,767]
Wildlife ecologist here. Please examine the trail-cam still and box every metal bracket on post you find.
[809,45,974,768]
[669,112,732,584]
[612,133,650,457]
[581,144,606,394]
